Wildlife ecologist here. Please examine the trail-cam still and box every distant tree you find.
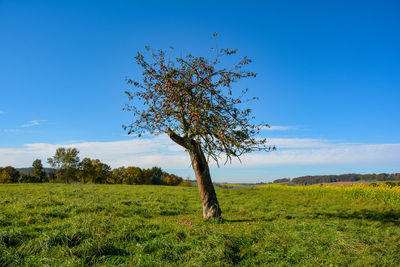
[376,173,387,181]
[47,147,80,183]
[47,171,55,182]
[78,158,112,184]
[140,168,153,185]
[32,159,47,182]
[124,166,143,184]
[147,166,164,185]
[164,174,183,186]
[124,33,273,218]
[111,167,126,184]
[78,157,93,183]
[47,147,80,169]
[178,179,193,187]
[273,178,290,184]
[91,159,112,183]
[18,173,37,183]
[290,173,400,185]
[0,166,20,183]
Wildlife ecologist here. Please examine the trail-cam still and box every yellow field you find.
[257,184,400,206]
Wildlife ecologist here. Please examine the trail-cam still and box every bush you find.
[19,174,39,183]
[178,180,193,187]
[385,182,397,187]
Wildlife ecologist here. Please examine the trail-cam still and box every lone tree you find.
[32,159,46,182]
[124,33,274,218]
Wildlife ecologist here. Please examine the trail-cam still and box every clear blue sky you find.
[1,1,399,182]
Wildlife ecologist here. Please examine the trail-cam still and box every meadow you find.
[0,183,399,266]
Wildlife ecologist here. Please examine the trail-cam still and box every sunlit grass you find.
[216,183,253,189]
[0,183,399,266]
[257,184,400,206]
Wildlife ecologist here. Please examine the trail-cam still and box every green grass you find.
[0,184,399,266]
[216,183,253,189]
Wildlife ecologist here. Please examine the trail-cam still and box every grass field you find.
[1,184,399,266]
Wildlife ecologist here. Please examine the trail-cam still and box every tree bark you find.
[189,141,222,219]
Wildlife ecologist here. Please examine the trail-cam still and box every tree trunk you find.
[167,129,221,219]
[189,141,222,219]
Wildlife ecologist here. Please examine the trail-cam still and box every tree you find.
[164,174,183,186]
[124,166,143,184]
[32,159,46,182]
[147,166,164,185]
[124,33,273,218]
[77,158,112,184]
[47,147,80,183]
[78,157,93,183]
[112,167,126,184]
[0,166,20,183]
[91,159,112,183]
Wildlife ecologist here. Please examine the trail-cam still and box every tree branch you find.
[168,128,191,149]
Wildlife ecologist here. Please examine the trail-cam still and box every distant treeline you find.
[273,173,400,185]
[0,147,190,186]
[0,164,187,186]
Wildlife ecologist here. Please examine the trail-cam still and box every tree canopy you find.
[124,33,274,165]
[47,147,80,169]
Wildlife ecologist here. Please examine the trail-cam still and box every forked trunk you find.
[189,141,221,219]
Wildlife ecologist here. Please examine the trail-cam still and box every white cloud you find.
[0,110,4,115]
[262,125,295,131]
[267,138,357,148]
[0,135,190,168]
[2,129,23,133]
[262,125,296,131]
[21,120,47,128]
[0,136,399,170]
[233,143,400,167]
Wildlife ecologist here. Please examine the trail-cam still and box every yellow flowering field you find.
[257,183,400,206]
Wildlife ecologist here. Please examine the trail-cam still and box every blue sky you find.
[1,1,399,182]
